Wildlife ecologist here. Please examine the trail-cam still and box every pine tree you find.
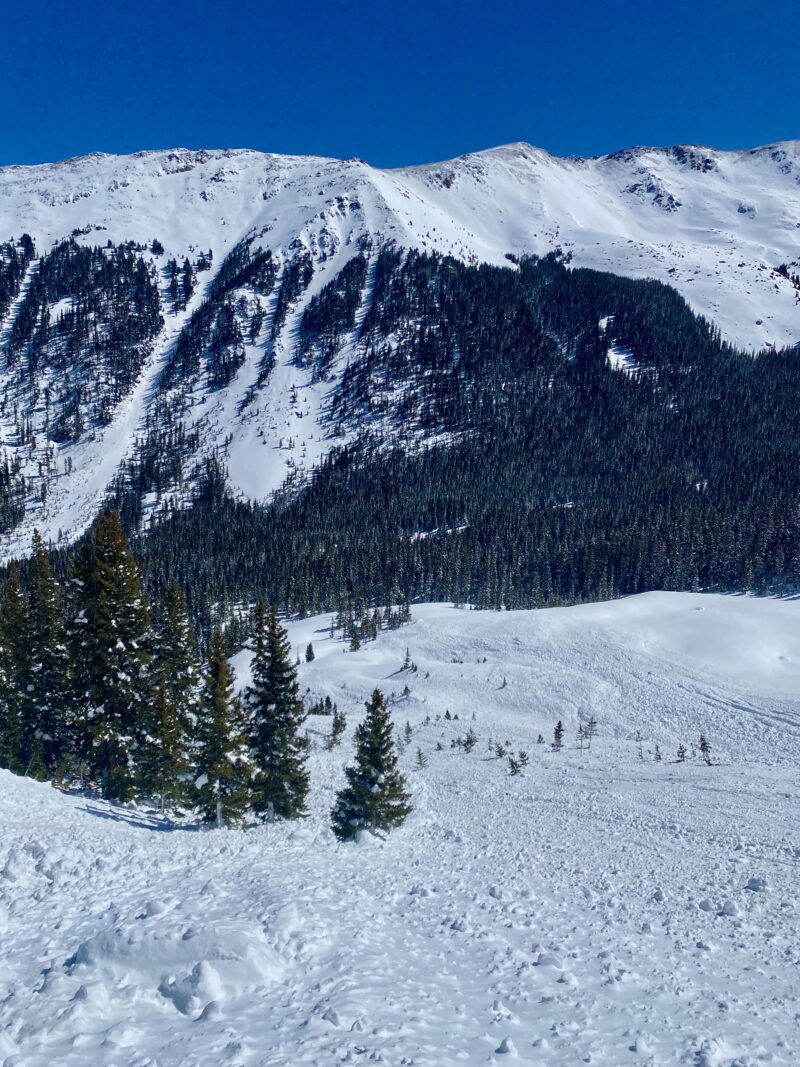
[676,743,686,762]
[150,579,200,743]
[244,602,309,820]
[331,688,411,841]
[76,512,152,800]
[585,716,597,748]
[553,721,564,750]
[20,531,70,775]
[324,706,347,750]
[0,564,26,770]
[305,642,315,663]
[699,735,712,766]
[137,683,190,812]
[194,628,249,826]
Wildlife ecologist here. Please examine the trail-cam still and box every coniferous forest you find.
[0,512,410,836]
[103,249,800,632]
[1,236,798,639]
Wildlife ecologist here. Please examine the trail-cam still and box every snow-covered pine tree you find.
[244,601,309,820]
[699,735,712,766]
[151,580,200,712]
[0,623,9,767]
[331,687,411,841]
[75,512,152,801]
[324,706,347,750]
[194,628,249,826]
[20,531,70,776]
[305,642,315,662]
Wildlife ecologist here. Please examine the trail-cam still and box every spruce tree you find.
[243,601,309,820]
[194,628,249,826]
[150,580,199,760]
[699,735,712,766]
[331,688,411,841]
[77,512,152,800]
[0,565,28,769]
[553,721,564,750]
[64,540,100,780]
[137,683,190,812]
[21,531,70,775]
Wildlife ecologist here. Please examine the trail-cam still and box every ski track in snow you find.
[1,592,799,1066]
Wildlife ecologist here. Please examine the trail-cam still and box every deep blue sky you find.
[1,0,797,168]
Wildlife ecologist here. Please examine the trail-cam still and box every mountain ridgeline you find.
[1,221,799,629]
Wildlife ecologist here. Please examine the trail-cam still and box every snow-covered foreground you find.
[2,592,799,1066]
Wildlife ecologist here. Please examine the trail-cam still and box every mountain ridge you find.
[0,137,798,567]
[4,135,799,171]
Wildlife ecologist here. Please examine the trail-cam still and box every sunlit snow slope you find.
[0,141,798,556]
[2,592,799,1065]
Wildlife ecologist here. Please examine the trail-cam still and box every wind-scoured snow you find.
[2,592,798,1066]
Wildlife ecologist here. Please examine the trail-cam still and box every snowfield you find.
[2,592,799,1066]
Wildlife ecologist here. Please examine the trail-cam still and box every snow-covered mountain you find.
[0,140,798,557]
[3,592,799,1065]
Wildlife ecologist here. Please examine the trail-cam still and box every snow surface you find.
[1,141,799,559]
[2,592,799,1065]
[2,141,798,352]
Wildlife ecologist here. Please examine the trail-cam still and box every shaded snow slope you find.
[2,592,799,1065]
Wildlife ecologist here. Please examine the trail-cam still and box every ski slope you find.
[2,592,798,1066]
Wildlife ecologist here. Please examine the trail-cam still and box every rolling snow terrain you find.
[2,592,798,1066]
[0,140,798,558]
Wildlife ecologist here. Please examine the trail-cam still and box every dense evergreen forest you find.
[125,251,800,628]
[3,241,800,638]
[0,511,411,837]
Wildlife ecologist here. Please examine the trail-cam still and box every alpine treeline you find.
[109,248,800,625]
[4,241,800,630]
[0,512,310,826]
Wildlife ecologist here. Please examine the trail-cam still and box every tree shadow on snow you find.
[78,803,199,833]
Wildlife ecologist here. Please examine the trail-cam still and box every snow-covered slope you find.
[0,141,798,558]
[2,592,798,1065]
[3,141,799,350]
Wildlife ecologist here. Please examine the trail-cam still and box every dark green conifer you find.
[331,688,411,841]
[21,531,70,774]
[244,601,309,820]
[137,682,190,812]
[1,564,28,772]
[150,579,200,740]
[553,721,564,750]
[194,628,249,826]
[76,512,152,800]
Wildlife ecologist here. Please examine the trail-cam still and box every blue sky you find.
[1,0,797,167]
